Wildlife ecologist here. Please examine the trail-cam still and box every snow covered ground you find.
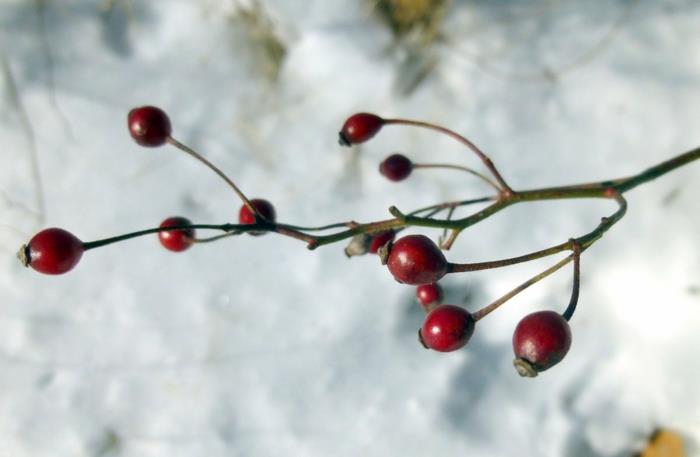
[1,1,699,456]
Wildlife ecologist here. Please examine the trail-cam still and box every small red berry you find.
[128,106,172,147]
[338,113,384,146]
[419,304,475,352]
[379,154,413,181]
[386,234,448,285]
[416,283,444,312]
[368,230,396,254]
[512,310,572,377]
[20,228,84,275]
[238,198,277,236]
[158,217,195,252]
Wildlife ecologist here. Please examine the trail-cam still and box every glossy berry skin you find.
[386,234,448,285]
[238,199,276,236]
[368,230,395,254]
[512,310,571,377]
[419,305,475,352]
[158,217,195,252]
[338,113,384,146]
[128,106,172,147]
[416,283,444,311]
[379,154,413,182]
[23,228,84,275]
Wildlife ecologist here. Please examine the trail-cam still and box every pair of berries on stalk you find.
[157,197,275,252]
[19,107,574,378]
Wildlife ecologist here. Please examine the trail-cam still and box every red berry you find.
[386,234,448,285]
[416,283,444,311]
[419,304,475,352]
[238,198,277,236]
[158,217,195,252]
[368,230,396,254]
[379,154,413,181]
[128,106,172,147]
[21,228,84,275]
[512,310,572,377]
[338,113,384,146]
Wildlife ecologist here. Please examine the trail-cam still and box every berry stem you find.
[192,232,242,243]
[276,221,357,232]
[471,252,575,322]
[166,137,261,218]
[561,240,581,322]
[469,196,626,322]
[448,194,625,273]
[82,223,235,251]
[383,118,513,195]
[408,196,496,216]
[412,163,501,193]
[439,205,456,246]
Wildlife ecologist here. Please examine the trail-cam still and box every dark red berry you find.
[338,113,384,146]
[379,154,413,181]
[416,283,444,311]
[128,106,172,147]
[386,234,448,285]
[368,230,396,254]
[239,198,276,236]
[419,304,475,352]
[512,310,572,377]
[158,217,195,252]
[21,228,84,275]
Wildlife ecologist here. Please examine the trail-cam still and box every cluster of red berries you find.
[18,107,574,378]
[21,107,280,265]
[340,113,572,374]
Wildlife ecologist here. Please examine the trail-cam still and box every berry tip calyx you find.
[513,358,539,378]
[17,244,29,267]
[338,113,385,146]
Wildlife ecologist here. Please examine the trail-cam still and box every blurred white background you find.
[1,1,699,456]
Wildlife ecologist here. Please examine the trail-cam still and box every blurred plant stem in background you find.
[229,0,287,82]
[370,0,450,95]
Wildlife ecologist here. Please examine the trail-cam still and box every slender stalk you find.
[276,221,356,232]
[193,232,242,243]
[448,194,625,273]
[408,196,495,216]
[472,253,575,322]
[612,146,700,193]
[82,223,235,250]
[562,241,581,321]
[449,240,573,273]
[384,118,513,194]
[413,163,501,193]
[166,137,260,218]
